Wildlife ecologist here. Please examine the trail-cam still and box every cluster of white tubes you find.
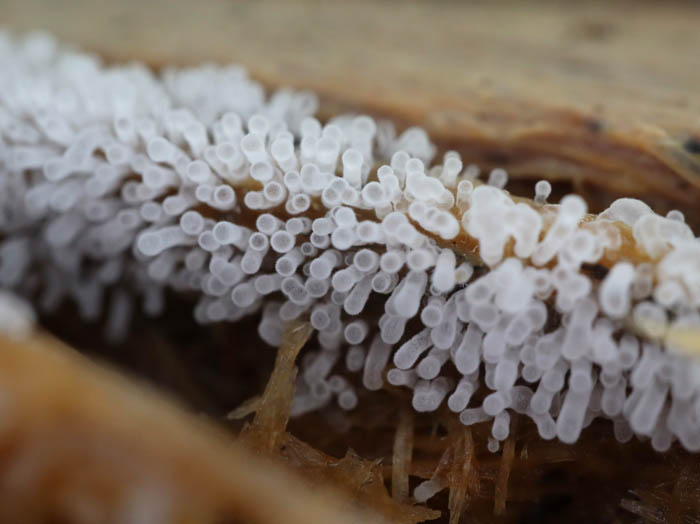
[2,33,700,460]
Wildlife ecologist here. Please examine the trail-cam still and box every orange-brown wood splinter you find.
[0,330,382,524]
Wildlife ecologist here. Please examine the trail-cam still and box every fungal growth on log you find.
[2,30,700,483]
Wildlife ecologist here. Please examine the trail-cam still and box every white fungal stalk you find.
[2,32,700,457]
[0,289,35,339]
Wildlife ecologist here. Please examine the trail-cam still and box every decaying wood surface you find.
[0,329,390,524]
[6,320,700,523]
[3,2,700,523]
[3,0,700,224]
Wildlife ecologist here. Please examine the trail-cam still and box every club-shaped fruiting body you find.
[2,32,700,459]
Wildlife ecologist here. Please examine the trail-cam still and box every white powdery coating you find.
[2,32,700,452]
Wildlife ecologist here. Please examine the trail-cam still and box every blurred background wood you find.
[3,0,700,222]
[0,331,383,524]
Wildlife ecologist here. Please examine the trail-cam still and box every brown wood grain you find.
[3,1,700,223]
[0,330,381,523]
